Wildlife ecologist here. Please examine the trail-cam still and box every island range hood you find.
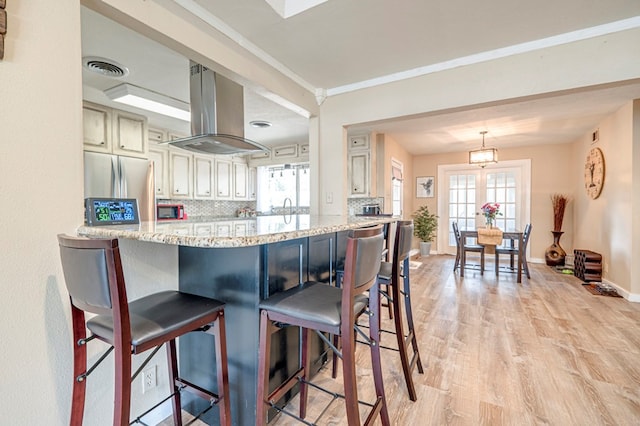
[166,61,270,155]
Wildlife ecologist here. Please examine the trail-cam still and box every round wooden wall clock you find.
[584,147,605,199]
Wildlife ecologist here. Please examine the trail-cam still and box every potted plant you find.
[412,205,438,256]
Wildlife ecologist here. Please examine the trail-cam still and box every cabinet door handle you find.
[100,141,105,145]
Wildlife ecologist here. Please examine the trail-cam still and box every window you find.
[257,164,310,213]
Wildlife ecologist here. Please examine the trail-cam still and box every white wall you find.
[572,101,638,297]
[0,0,83,423]
[0,2,180,424]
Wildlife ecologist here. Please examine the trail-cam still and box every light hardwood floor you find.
[167,255,640,425]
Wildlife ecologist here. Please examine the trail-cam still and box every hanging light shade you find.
[469,131,498,168]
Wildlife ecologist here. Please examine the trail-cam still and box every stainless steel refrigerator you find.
[83,151,156,222]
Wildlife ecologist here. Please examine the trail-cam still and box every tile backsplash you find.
[159,198,381,218]
[158,199,257,218]
[347,197,385,215]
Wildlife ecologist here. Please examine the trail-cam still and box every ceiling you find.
[81,1,640,155]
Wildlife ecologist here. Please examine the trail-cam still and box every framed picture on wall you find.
[417,176,435,198]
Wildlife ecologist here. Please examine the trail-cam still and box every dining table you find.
[459,229,525,283]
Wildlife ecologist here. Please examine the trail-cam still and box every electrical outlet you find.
[142,365,157,393]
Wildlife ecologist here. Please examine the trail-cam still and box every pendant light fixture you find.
[469,131,498,168]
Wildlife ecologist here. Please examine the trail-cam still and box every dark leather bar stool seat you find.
[375,220,424,401]
[57,235,231,426]
[256,225,390,426]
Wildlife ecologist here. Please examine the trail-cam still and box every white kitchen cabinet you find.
[234,222,248,236]
[169,149,192,198]
[148,128,165,144]
[82,101,148,158]
[112,110,148,158]
[248,167,257,200]
[233,161,248,199]
[215,158,232,199]
[273,144,297,159]
[348,151,369,197]
[148,145,169,199]
[347,134,377,198]
[194,155,215,199]
[82,102,112,153]
[348,134,369,150]
[215,222,232,237]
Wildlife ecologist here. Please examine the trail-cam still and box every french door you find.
[437,160,531,255]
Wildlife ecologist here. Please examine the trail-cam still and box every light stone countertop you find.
[77,214,396,248]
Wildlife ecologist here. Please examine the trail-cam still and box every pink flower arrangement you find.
[480,202,502,225]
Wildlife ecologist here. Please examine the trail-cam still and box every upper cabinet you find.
[82,101,148,158]
[215,158,233,200]
[194,154,215,199]
[169,148,193,198]
[233,161,248,199]
[82,102,112,152]
[247,142,309,167]
[347,134,377,198]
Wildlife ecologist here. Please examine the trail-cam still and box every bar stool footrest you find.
[175,377,221,404]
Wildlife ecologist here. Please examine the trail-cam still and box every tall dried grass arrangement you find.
[551,193,569,232]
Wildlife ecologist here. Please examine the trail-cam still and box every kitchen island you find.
[78,214,395,425]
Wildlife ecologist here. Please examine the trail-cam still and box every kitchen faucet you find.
[283,197,293,215]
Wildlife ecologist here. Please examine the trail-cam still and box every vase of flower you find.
[481,202,501,229]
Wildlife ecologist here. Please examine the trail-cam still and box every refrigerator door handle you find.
[111,155,122,197]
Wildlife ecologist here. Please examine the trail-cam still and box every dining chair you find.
[495,224,533,278]
[256,225,390,426]
[57,234,231,426]
[452,222,485,274]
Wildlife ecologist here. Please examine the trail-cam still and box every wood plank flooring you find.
[165,255,640,425]
[269,255,640,426]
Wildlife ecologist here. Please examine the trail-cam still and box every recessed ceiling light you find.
[250,120,272,128]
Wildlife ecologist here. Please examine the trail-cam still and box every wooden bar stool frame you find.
[58,235,231,426]
[256,225,390,426]
[375,220,424,401]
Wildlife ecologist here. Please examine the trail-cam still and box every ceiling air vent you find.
[82,56,129,78]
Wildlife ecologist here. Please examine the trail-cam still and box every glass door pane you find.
[443,164,525,255]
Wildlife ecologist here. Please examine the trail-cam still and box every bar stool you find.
[376,220,424,401]
[256,225,390,426]
[57,235,231,426]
